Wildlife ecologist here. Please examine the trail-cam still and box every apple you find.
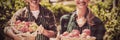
[66,29,80,37]
[19,26,29,33]
[25,22,30,26]
[71,29,80,37]
[15,20,21,24]
[68,33,74,37]
[14,20,21,27]
[82,29,91,35]
[28,27,33,32]
[62,31,69,36]
[81,33,87,38]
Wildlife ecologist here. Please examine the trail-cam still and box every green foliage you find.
[0,0,120,40]
[0,0,25,28]
[89,0,120,40]
[40,2,75,24]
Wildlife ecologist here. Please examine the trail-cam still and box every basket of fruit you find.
[12,20,38,33]
[60,29,96,40]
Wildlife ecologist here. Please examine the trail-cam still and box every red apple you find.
[25,22,30,26]
[14,20,21,28]
[19,26,29,33]
[68,33,74,37]
[71,29,80,37]
[81,33,87,38]
[15,20,21,25]
[67,29,80,37]
[82,29,91,36]
[62,32,69,36]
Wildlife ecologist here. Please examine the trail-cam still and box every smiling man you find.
[60,0,106,40]
[4,0,57,40]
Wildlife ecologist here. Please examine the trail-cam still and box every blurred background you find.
[0,0,120,40]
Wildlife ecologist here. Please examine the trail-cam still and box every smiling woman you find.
[60,0,106,40]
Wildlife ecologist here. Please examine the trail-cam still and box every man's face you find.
[28,0,40,6]
[75,0,90,9]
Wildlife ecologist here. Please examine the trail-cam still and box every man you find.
[60,0,106,40]
[4,0,57,40]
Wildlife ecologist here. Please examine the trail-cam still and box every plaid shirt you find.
[7,5,57,40]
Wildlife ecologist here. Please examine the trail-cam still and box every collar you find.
[73,8,95,26]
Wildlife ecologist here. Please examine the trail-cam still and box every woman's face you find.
[27,0,40,6]
[75,0,90,9]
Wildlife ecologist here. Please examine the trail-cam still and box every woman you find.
[60,0,106,40]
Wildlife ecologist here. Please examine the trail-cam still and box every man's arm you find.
[4,27,16,38]
[42,29,56,38]
[38,9,57,38]
[4,8,25,39]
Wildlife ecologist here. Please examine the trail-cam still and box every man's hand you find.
[36,25,44,34]
[13,35,23,40]
[24,33,36,40]
[17,32,36,40]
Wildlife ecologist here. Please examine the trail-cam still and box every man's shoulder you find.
[16,7,27,13]
[14,7,27,15]
[40,5,51,12]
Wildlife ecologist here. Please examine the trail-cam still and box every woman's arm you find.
[60,14,70,34]
[93,17,106,40]
[95,24,106,40]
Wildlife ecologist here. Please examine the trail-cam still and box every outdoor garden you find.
[0,0,120,40]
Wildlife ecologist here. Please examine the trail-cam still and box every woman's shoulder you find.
[93,17,103,25]
[60,13,72,20]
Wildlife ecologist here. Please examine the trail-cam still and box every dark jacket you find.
[60,9,106,40]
